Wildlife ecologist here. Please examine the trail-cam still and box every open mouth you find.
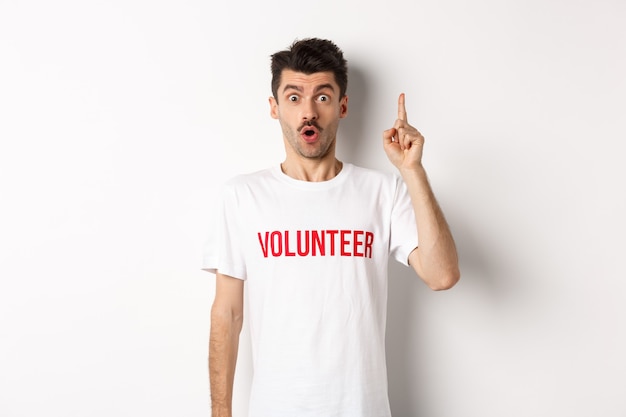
[300,125,319,143]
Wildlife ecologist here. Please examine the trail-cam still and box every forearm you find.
[400,165,460,290]
[209,307,243,417]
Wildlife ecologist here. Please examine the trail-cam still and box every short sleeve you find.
[389,177,418,266]
[201,184,247,280]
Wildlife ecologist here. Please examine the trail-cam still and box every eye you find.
[318,95,330,102]
[288,95,299,102]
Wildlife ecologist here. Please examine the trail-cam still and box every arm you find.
[401,166,460,290]
[383,93,460,290]
[209,272,244,417]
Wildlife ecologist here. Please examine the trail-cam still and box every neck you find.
[280,157,343,182]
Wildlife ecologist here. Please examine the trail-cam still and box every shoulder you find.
[216,166,285,207]
[344,163,402,187]
[221,166,277,190]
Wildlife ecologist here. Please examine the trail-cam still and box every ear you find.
[339,95,348,119]
[269,96,279,119]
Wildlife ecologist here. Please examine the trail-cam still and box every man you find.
[204,38,459,417]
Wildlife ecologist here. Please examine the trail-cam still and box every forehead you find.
[279,69,338,92]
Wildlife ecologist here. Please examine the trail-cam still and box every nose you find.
[301,99,318,122]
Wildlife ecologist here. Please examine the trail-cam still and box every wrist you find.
[398,164,426,179]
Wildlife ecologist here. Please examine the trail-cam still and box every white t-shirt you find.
[204,163,418,417]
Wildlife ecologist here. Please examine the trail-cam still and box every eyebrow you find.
[282,83,336,94]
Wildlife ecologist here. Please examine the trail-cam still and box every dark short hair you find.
[270,38,348,100]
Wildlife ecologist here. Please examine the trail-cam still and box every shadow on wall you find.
[386,262,427,417]
[385,189,521,416]
[336,64,380,167]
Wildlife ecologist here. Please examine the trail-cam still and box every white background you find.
[1,0,625,416]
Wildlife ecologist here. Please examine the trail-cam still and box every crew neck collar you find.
[271,162,352,190]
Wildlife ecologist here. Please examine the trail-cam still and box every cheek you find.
[277,105,295,119]
[278,118,297,135]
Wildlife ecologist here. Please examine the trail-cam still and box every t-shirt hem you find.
[394,243,418,266]
[201,259,246,280]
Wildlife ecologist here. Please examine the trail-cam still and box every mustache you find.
[298,121,322,131]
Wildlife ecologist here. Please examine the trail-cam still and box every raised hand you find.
[382,93,425,171]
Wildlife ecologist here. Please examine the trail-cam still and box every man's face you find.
[269,69,348,160]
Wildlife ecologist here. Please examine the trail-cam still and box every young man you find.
[204,38,459,417]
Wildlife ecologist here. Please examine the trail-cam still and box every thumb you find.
[383,127,396,145]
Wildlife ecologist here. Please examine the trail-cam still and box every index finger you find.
[398,93,407,121]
